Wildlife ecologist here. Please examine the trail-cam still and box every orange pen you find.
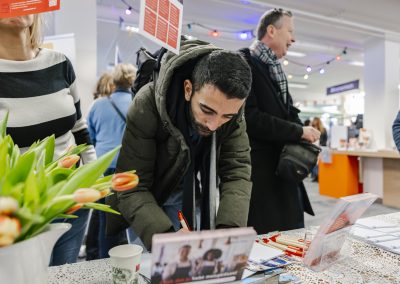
[177,210,191,231]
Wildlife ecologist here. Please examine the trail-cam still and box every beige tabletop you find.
[331,149,400,159]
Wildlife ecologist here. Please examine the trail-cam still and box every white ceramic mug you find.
[109,244,143,284]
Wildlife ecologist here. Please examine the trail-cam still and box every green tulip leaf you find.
[0,110,9,140]
[83,202,120,215]
[56,214,79,219]
[23,169,40,209]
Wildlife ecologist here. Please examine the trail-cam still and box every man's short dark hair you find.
[256,8,292,40]
[191,50,252,100]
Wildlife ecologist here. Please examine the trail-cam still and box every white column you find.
[364,38,400,149]
[54,0,97,116]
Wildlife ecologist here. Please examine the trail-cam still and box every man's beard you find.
[188,101,213,137]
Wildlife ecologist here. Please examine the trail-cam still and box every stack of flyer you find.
[351,217,400,255]
[303,193,378,271]
[150,227,256,284]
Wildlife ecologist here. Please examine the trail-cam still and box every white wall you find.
[54,0,97,116]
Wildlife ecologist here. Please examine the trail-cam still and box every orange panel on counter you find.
[319,154,362,198]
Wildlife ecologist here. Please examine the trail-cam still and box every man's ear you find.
[183,79,193,102]
[266,24,275,38]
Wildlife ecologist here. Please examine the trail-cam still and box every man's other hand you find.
[302,126,321,143]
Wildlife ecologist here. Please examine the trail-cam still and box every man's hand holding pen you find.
[178,210,191,233]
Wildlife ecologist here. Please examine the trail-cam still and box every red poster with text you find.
[139,0,183,54]
[0,0,60,18]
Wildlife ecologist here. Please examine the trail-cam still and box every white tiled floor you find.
[303,178,399,227]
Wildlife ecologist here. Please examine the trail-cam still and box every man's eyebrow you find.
[200,103,238,117]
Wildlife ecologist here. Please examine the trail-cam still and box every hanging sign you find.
[0,0,60,18]
[327,79,359,95]
[139,0,183,54]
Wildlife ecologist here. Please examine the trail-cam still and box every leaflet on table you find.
[303,193,378,271]
[351,217,400,255]
[151,227,256,284]
[241,242,284,279]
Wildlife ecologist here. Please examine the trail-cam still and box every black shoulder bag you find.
[276,140,321,182]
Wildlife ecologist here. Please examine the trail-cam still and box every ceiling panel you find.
[96,0,400,101]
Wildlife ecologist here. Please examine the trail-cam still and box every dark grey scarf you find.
[250,40,288,103]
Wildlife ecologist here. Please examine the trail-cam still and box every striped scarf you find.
[250,40,287,103]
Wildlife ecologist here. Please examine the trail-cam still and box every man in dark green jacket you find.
[114,40,253,249]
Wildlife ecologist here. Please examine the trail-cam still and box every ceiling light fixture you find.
[211,30,220,37]
[289,82,308,89]
[239,31,249,40]
[348,60,364,67]
[125,25,139,33]
[286,51,306,58]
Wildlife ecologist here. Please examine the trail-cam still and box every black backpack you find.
[132,35,194,94]
[131,47,168,94]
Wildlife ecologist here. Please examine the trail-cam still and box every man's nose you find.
[206,117,222,131]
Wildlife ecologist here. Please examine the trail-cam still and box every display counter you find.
[319,149,400,208]
[48,213,400,284]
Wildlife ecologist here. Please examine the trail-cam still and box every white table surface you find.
[49,212,400,284]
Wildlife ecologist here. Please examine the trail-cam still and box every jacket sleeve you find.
[216,117,252,227]
[116,89,174,249]
[244,84,303,143]
[392,111,400,151]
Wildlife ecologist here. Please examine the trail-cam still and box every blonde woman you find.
[87,64,136,172]
[86,64,136,258]
[0,14,97,264]
[311,117,327,146]
[93,72,115,100]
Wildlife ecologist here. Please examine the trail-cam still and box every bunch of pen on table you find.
[256,233,310,258]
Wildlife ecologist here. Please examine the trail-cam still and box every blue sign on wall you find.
[327,80,359,95]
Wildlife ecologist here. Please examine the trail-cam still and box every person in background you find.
[311,117,327,182]
[85,72,115,260]
[162,245,194,281]
[304,118,311,127]
[194,248,223,276]
[311,117,327,146]
[240,8,320,235]
[92,72,115,100]
[109,40,253,249]
[392,111,400,151]
[0,13,97,265]
[86,64,136,259]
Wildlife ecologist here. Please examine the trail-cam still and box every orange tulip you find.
[73,188,101,203]
[0,197,19,215]
[99,188,111,198]
[111,173,139,191]
[0,215,21,247]
[65,203,83,215]
[58,154,80,168]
